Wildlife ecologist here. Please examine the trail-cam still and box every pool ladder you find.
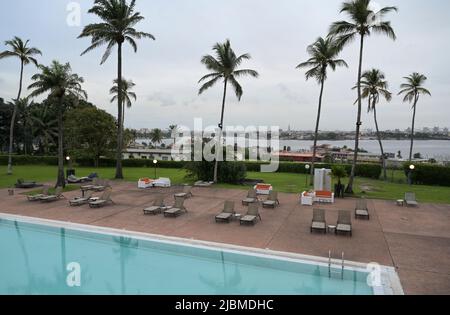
[328,250,345,279]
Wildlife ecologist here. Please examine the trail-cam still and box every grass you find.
[1,165,450,204]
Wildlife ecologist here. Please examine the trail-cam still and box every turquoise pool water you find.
[0,217,374,295]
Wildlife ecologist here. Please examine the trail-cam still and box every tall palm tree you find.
[329,0,397,193]
[296,37,348,183]
[110,78,136,127]
[150,128,163,146]
[79,0,155,180]
[359,69,392,180]
[198,39,259,183]
[398,73,431,162]
[28,61,87,187]
[0,37,41,175]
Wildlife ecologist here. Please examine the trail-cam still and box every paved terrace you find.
[1,182,449,295]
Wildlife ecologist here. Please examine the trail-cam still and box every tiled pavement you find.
[1,182,449,295]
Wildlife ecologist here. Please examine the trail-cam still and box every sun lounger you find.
[27,186,50,201]
[143,195,166,215]
[242,189,258,206]
[89,188,114,208]
[404,192,419,207]
[15,179,40,189]
[174,186,193,199]
[40,187,65,203]
[164,196,187,218]
[311,209,327,234]
[262,191,280,208]
[67,175,91,184]
[336,210,352,236]
[240,203,262,225]
[91,179,109,191]
[215,201,236,223]
[69,191,94,207]
[355,198,370,219]
[194,181,214,187]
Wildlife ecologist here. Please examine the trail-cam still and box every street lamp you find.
[305,164,311,187]
[153,159,158,179]
[66,156,72,178]
[408,164,415,185]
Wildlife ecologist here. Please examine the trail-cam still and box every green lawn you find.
[1,165,449,204]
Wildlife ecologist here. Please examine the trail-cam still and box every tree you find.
[296,37,347,183]
[110,78,136,127]
[149,128,163,146]
[359,69,392,180]
[329,0,397,193]
[0,37,41,174]
[65,106,116,167]
[198,39,259,183]
[398,73,431,161]
[29,102,58,155]
[79,0,155,179]
[28,61,87,187]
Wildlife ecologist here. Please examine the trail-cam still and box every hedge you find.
[0,155,381,179]
[244,161,382,179]
[403,163,450,186]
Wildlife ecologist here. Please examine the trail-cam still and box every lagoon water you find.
[137,138,450,161]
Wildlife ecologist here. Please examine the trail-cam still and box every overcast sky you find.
[1,0,449,131]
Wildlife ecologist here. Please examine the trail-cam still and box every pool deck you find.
[1,182,449,295]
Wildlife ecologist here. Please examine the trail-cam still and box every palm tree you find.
[168,125,178,145]
[198,39,259,183]
[398,73,431,161]
[329,0,397,193]
[79,0,155,180]
[110,78,136,128]
[28,61,87,187]
[30,104,58,155]
[150,128,163,146]
[0,37,41,175]
[359,69,392,180]
[296,37,348,183]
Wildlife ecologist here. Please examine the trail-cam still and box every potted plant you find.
[332,166,347,198]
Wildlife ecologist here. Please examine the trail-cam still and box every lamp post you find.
[66,156,71,178]
[305,164,311,187]
[153,159,158,179]
[408,164,415,185]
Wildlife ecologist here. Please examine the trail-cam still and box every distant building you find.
[276,151,324,163]
[123,148,186,161]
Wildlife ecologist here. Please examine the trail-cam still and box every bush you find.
[185,161,247,184]
[403,163,450,186]
[0,155,58,165]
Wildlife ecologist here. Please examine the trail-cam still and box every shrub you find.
[185,161,246,184]
[403,163,450,186]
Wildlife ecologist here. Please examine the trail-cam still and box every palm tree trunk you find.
[115,43,124,179]
[56,97,66,188]
[373,101,387,180]
[7,60,24,175]
[409,94,419,162]
[346,34,365,194]
[214,78,228,183]
[310,78,325,184]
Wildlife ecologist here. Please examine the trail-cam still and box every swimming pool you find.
[0,214,401,295]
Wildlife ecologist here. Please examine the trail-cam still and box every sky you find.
[1,0,449,132]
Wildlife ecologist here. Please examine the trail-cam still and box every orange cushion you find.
[315,191,332,198]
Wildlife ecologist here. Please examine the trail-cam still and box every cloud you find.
[146,92,177,107]
[276,83,309,104]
